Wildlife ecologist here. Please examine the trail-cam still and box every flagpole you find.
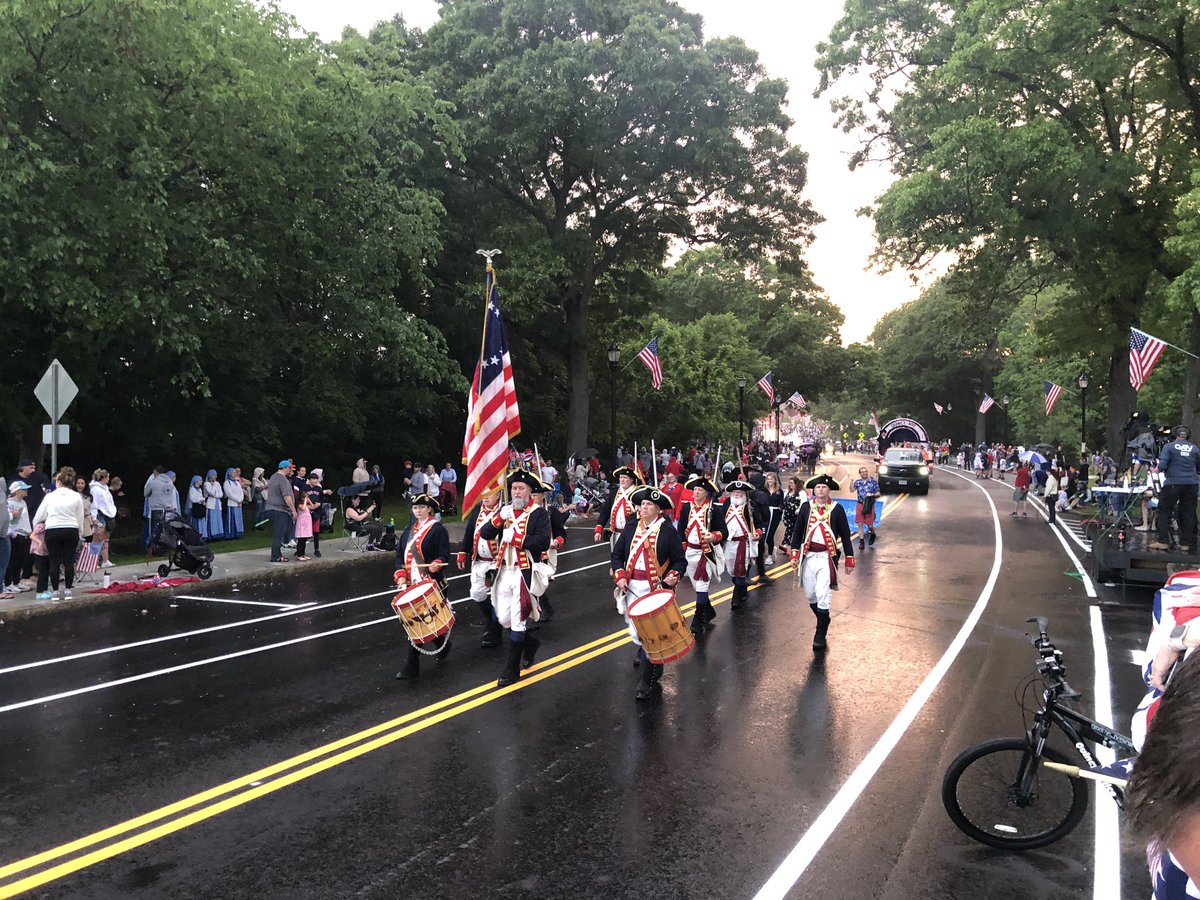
[475,249,503,499]
[1159,338,1200,361]
[651,439,658,486]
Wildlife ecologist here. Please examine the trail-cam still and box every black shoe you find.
[539,596,555,622]
[436,638,452,663]
[314,550,322,558]
[480,614,502,648]
[635,662,654,701]
[520,633,541,669]
[812,635,827,652]
[730,585,747,609]
[868,530,876,546]
[395,648,420,680]
[497,640,523,687]
[858,539,865,550]
[701,604,717,624]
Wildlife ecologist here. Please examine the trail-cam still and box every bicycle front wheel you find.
[942,737,1089,850]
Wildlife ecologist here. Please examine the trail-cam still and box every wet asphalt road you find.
[0,458,1159,898]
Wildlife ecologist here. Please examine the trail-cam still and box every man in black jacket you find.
[611,486,687,700]
[480,470,552,686]
[783,474,855,651]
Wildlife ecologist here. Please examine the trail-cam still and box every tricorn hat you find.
[506,469,542,490]
[805,474,840,491]
[612,465,644,485]
[685,474,718,497]
[529,476,552,494]
[410,493,439,510]
[725,479,753,494]
[630,486,673,511]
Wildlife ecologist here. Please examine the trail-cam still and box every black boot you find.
[395,646,420,680]
[478,601,501,648]
[521,632,541,669]
[635,650,654,700]
[539,595,555,622]
[730,582,747,609]
[649,663,664,688]
[436,638,452,664]
[497,638,524,687]
[812,608,830,652]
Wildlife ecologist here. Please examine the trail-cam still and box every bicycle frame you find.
[1026,693,1135,809]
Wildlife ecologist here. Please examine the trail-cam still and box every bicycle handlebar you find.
[1026,616,1081,700]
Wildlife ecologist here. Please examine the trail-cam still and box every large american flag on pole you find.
[1044,381,1063,416]
[979,393,996,414]
[637,337,663,390]
[1130,327,1167,391]
[757,371,774,403]
[461,264,521,514]
[786,391,806,409]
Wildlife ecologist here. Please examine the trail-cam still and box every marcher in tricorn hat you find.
[611,486,686,700]
[677,475,724,633]
[718,478,763,610]
[392,493,453,679]
[457,487,504,648]
[595,465,644,549]
[529,477,566,622]
[480,469,552,686]
[782,473,855,652]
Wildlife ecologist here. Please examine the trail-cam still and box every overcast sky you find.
[275,0,930,344]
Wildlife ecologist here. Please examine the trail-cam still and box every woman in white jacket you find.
[32,468,85,600]
[89,469,117,566]
[203,470,224,541]
[223,467,245,539]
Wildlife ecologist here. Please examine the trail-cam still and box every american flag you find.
[461,264,521,515]
[787,391,806,409]
[637,337,663,390]
[75,541,102,574]
[1044,380,1063,416]
[756,372,774,403]
[979,393,996,414]
[933,402,944,415]
[1130,327,1167,391]
[868,411,878,428]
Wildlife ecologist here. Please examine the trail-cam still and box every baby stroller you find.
[153,514,215,579]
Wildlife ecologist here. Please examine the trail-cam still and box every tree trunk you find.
[1106,340,1138,467]
[564,283,592,459]
[1181,308,1200,434]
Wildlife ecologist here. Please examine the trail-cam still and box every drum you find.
[627,589,694,664]
[391,578,455,646]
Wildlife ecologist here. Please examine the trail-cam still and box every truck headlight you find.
[878,465,888,475]
[919,466,929,475]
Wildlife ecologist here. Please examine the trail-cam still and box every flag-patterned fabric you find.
[75,542,102,574]
[637,337,663,390]
[1044,381,1063,416]
[757,372,774,403]
[979,393,996,414]
[934,402,944,415]
[787,391,806,409]
[1130,327,1167,391]
[461,265,521,515]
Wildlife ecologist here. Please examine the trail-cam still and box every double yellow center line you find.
[0,495,909,897]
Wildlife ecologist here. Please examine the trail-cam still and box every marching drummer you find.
[782,474,855,652]
[457,487,504,649]
[479,470,552,687]
[677,475,724,634]
[611,486,686,700]
[719,479,763,611]
[594,465,643,549]
[392,493,452,680]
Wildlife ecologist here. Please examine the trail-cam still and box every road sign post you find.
[34,359,78,474]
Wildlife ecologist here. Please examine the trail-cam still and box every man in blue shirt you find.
[851,466,881,550]
[1152,425,1200,553]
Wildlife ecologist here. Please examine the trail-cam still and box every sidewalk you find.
[1,522,469,622]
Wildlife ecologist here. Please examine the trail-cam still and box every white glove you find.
[500,504,515,521]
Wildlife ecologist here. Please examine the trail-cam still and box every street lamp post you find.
[737,375,747,447]
[1002,394,1010,445]
[608,343,621,467]
[1078,371,1089,453]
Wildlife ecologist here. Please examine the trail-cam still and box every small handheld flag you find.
[787,391,806,409]
[934,402,944,415]
[1130,327,1167,391]
[637,337,663,390]
[1044,381,1063,416]
[979,393,996,414]
[756,372,774,403]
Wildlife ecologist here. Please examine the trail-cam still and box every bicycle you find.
[941,616,1136,849]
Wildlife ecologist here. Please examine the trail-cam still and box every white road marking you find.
[175,596,315,610]
[0,544,608,676]
[0,557,614,714]
[753,465,1003,899]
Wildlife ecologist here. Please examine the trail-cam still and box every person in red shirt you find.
[665,454,684,478]
[1012,462,1032,517]
[660,471,685,520]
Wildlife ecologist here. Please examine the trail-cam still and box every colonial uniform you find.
[718,479,762,609]
[610,486,687,699]
[392,494,452,679]
[531,479,567,622]
[480,470,552,686]
[457,493,503,648]
[785,474,855,651]
[595,466,644,550]
[677,475,724,633]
